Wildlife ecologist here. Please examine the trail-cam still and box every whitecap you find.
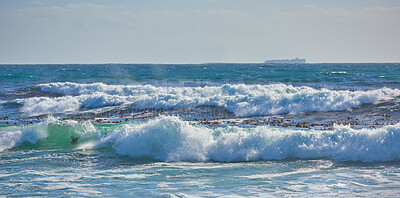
[16,82,400,117]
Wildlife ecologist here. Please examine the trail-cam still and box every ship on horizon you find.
[264,57,306,64]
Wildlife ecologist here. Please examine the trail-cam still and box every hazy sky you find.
[1,0,399,64]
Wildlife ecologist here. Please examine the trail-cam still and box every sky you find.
[0,0,399,64]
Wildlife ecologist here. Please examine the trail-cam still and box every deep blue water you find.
[1,63,400,90]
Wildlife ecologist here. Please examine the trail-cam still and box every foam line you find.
[15,82,400,116]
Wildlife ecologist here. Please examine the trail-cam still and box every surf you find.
[2,116,400,163]
[14,82,400,117]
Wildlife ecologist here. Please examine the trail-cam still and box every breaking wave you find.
[15,82,400,117]
[88,117,400,162]
[2,116,400,162]
[0,118,96,152]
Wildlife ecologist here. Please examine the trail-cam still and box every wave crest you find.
[15,82,400,117]
[2,116,400,162]
[88,117,400,162]
[0,118,96,152]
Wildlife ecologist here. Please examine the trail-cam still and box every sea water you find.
[1,63,400,197]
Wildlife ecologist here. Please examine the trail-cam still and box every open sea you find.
[1,63,400,197]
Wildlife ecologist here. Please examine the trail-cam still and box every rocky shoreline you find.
[1,107,399,130]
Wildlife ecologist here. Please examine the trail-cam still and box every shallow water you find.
[2,148,400,197]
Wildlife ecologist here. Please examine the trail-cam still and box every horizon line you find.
[1,61,400,65]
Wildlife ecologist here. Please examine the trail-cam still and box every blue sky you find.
[0,0,399,63]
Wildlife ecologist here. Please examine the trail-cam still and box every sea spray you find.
[87,116,400,162]
[16,93,129,116]
[16,82,400,116]
[3,64,400,197]
[0,121,48,152]
[3,116,400,162]
[95,116,213,161]
[0,118,97,151]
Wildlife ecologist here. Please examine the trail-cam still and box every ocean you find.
[1,63,400,197]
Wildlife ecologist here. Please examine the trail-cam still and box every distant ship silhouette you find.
[264,57,306,64]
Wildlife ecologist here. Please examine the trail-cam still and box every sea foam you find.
[88,116,400,162]
[0,122,48,152]
[2,116,400,162]
[16,82,400,116]
[0,118,95,152]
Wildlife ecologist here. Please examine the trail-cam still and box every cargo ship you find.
[264,57,306,64]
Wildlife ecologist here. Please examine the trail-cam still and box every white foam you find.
[88,116,400,162]
[330,71,348,74]
[94,116,213,161]
[0,118,96,152]
[16,82,400,117]
[0,100,7,105]
[3,116,400,162]
[17,93,129,116]
[0,122,48,152]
